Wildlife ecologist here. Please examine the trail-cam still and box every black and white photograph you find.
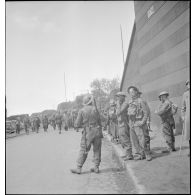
[4,1,190,194]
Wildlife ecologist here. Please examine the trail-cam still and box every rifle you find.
[93,97,103,138]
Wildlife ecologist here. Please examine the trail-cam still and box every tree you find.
[90,77,120,110]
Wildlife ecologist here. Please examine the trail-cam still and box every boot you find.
[145,153,152,161]
[90,166,99,173]
[123,155,134,161]
[70,167,81,174]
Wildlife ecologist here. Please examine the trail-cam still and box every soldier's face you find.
[160,95,167,102]
[117,96,125,103]
[129,88,137,98]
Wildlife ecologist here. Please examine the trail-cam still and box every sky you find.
[6,1,135,116]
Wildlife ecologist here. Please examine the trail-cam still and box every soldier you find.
[55,111,63,134]
[115,92,133,161]
[127,86,152,161]
[181,80,190,157]
[42,115,49,132]
[137,91,151,152]
[108,99,119,144]
[50,115,56,130]
[16,117,21,134]
[70,94,103,174]
[23,116,30,134]
[34,117,41,133]
[155,91,176,153]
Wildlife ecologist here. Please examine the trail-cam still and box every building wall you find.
[121,1,190,133]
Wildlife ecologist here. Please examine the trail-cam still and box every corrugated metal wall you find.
[121,1,190,133]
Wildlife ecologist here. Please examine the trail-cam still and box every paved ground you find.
[106,129,191,194]
[6,126,136,194]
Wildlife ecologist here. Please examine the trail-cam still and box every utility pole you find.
[120,24,125,66]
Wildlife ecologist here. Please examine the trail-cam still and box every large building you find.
[120,1,190,133]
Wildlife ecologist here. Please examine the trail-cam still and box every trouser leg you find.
[92,137,102,167]
[118,125,132,156]
[162,122,175,150]
[77,132,91,168]
[143,126,150,151]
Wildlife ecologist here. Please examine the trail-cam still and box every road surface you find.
[6,126,136,194]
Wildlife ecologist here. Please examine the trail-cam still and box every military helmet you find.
[159,91,169,98]
[83,94,93,105]
[115,91,126,97]
[127,86,139,93]
[185,79,190,85]
[109,99,116,106]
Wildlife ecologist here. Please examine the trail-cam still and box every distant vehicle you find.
[6,120,16,134]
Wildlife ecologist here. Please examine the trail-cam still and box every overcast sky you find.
[6,1,135,116]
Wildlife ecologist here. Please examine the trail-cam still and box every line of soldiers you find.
[105,81,190,161]
[19,109,79,135]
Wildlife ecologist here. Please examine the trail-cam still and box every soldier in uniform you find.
[155,91,176,153]
[42,115,49,132]
[108,99,119,144]
[127,86,152,161]
[50,115,56,130]
[137,91,151,152]
[34,116,41,133]
[16,117,21,134]
[70,94,103,174]
[115,92,133,161]
[181,80,190,157]
[55,111,63,134]
[23,116,30,134]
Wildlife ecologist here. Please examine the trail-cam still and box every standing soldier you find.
[55,111,63,134]
[108,99,119,144]
[23,116,30,135]
[155,91,176,153]
[115,92,133,161]
[137,91,151,152]
[42,115,49,132]
[127,86,152,161]
[181,80,190,157]
[16,117,21,134]
[70,94,103,174]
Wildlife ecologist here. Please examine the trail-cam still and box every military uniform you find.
[42,116,49,132]
[128,97,152,160]
[34,117,41,133]
[108,102,119,143]
[16,120,20,134]
[50,115,56,130]
[55,112,63,133]
[71,95,103,174]
[24,117,30,134]
[156,97,175,151]
[116,92,133,160]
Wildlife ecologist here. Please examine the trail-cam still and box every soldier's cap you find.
[127,86,139,93]
[159,91,169,97]
[185,79,190,85]
[83,94,94,106]
[109,99,116,106]
[115,91,126,97]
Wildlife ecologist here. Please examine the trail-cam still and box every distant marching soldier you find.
[181,80,190,157]
[24,116,30,135]
[16,117,21,134]
[42,115,49,132]
[70,94,103,174]
[127,86,152,161]
[155,91,176,153]
[115,92,133,161]
[50,115,56,130]
[55,111,63,134]
[35,117,41,133]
